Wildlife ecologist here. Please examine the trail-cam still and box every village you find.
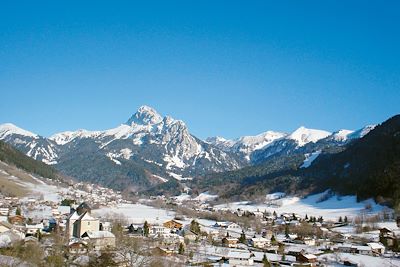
[0,180,400,267]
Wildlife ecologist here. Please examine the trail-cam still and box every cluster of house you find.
[0,200,116,257]
[60,182,130,208]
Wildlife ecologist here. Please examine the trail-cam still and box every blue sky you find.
[0,1,399,139]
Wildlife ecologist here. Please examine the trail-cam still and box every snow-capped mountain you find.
[206,131,287,161]
[0,106,244,189]
[208,126,332,164]
[287,126,331,147]
[210,125,373,165]
[0,105,378,191]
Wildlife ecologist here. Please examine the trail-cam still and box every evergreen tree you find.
[143,221,149,237]
[36,229,42,241]
[344,216,348,223]
[339,216,343,223]
[285,225,289,238]
[190,220,201,234]
[262,253,271,267]
[305,214,308,221]
[239,231,246,243]
[178,242,185,255]
[16,207,21,216]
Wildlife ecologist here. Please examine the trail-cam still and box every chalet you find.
[163,220,183,230]
[222,237,239,248]
[226,249,254,266]
[68,239,88,254]
[150,225,169,237]
[25,223,43,236]
[214,222,242,232]
[354,245,373,255]
[379,227,400,249]
[367,242,385,255]
[153,247,174,256]
[8,215,25,225]
[81,230,116,250]
[303,237,316,246]
[250,237,270,248]
[127,224,143,236]
[0,208,9,216]
[296,253,317,266]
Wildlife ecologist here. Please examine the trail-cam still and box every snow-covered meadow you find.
[215,191,387,220]
[92,203,176,224]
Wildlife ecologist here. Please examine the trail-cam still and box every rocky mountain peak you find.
[126,105,163,126]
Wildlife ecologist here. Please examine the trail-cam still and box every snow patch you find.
[300,150,321,168]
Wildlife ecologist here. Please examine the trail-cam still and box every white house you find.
[25,223,43,236]
[150,225,169,237]
[82,230,116,251]
[227,249,254,266]
[367,242,385,255]
[250,237,270,248]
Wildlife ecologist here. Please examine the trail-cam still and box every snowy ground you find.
[319,252,400,267]
[93,203,176,224]
[215,191,387,220]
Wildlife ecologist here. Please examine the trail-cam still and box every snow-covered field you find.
[215,191,387,220]
[92,203,176,224]
[319,252,400,267]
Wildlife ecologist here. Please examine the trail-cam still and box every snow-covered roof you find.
[367,242,385,250]
[251,237,269,242]
[227,249,252,259]
[68,211,80,220]
[78,212,97,221]
[83,231,115,239]
[302,253,317,260]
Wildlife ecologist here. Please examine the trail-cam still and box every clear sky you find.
[0,1,399,139]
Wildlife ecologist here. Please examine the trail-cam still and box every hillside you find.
[0,140,62,197]
[0,140,58,180]
[190,115,400,206]
[304,114,400,205]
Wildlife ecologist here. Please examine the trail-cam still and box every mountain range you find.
[0,105,390,201]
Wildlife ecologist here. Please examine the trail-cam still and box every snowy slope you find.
[288,126,331,147]
[0,123,38,139]
[206,131,287,161]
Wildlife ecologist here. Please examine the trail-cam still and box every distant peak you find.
[126,105,163,126]
[288,126,331,146]
[0,123,38,138]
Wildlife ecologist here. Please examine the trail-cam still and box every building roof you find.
[227,249,252,259]
[251,237,269,242]
[367,242,385,250]
[82,231,115,239]
[78,211,96,221]
[0,221,13,230]
[302,253,317,260]
[67,211,80,220]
